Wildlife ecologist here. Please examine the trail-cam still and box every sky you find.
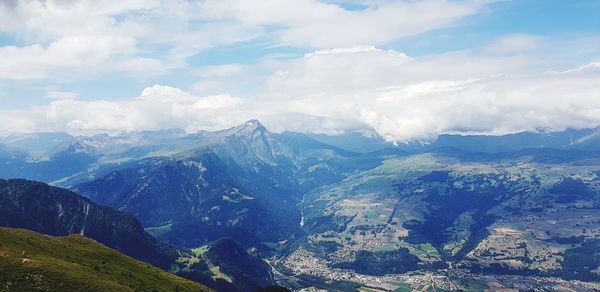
[0,0,599,142]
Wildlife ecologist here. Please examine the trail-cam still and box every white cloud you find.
[138,85,192,102]
[486,34,542,54]
[0,35,166,80]
[266,46,531,96]
[46,90,78,100]
[555,61,600,74]
[2,53,600,142]
[360,74,600,142]
[0,0,499,81]
[191,94,242,110]
[1,2,599,142]
[0,0,257,80]
[0,85,246,135]
[259,48,600,142]
[200,0,492,48]
[0,0,155,39]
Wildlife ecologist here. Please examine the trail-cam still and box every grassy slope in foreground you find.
[0,227,211,292]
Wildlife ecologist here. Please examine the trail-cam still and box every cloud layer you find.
[1,1,599,142]
[2,47,600,143]
[0,0,488,80]
[201,0,488,48]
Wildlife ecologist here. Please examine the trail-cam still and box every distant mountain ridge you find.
[3,121,600,289]
[3,123,600,160]
[3,122,600,249]
[398,127,600,153]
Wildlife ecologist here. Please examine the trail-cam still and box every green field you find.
[0,227,210,291]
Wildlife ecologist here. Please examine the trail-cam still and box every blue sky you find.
[387,0,600,54]
[0,0,599,141]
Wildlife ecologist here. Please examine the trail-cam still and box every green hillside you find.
[0,227,211,292]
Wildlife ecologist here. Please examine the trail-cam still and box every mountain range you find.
[2,120,600,291]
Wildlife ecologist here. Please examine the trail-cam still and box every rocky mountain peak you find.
[232,119,267,133]
[218,119,270,140]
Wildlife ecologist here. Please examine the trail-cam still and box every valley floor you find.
[272,247,600,291]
